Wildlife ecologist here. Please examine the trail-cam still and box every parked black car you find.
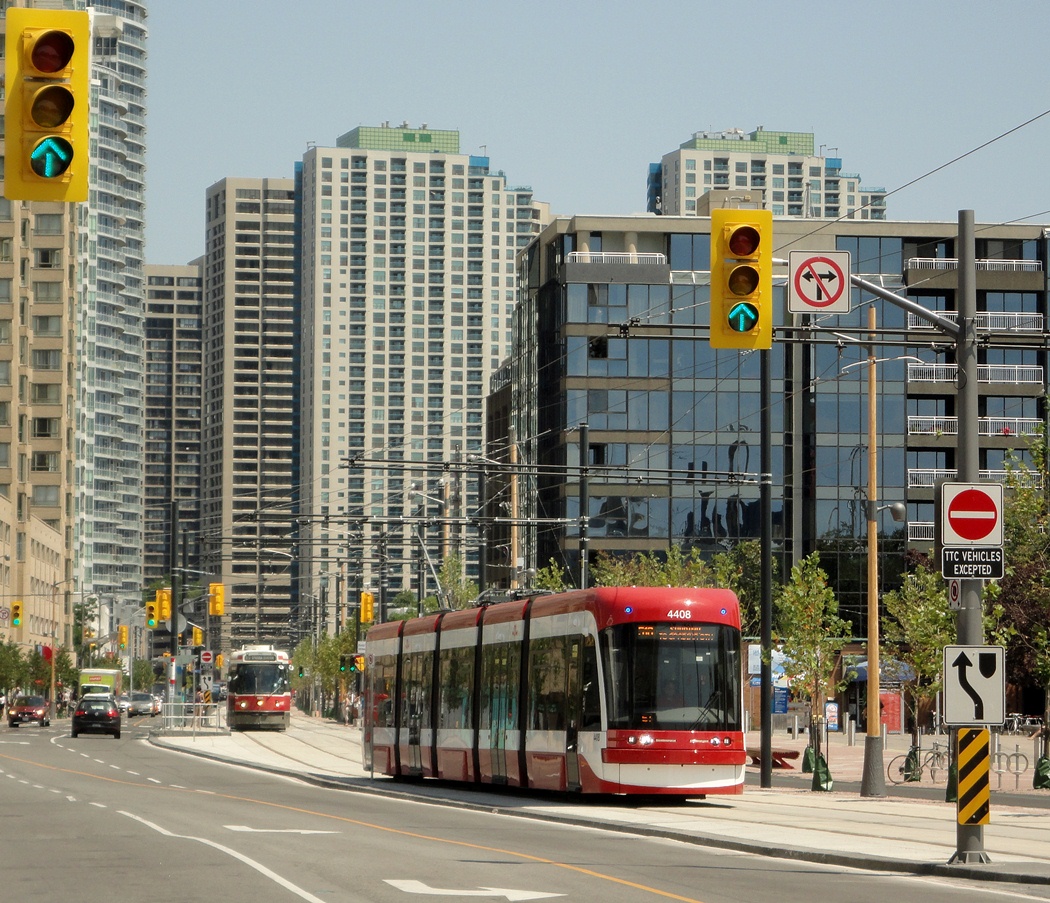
[8,695,49,727]
[71,695,121,739]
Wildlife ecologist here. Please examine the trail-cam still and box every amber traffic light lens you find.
[727,225,761,257]
[30,85,74,128]
[727,264,760,296]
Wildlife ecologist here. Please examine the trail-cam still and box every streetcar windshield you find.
[228,663,289,695]
[601,622,741,731]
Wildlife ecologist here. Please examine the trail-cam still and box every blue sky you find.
[144,1,1050,265]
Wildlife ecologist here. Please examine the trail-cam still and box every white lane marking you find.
[120,811,330,903]
[90,802,106,808]
[385,880,564,901]
[147,778,162,784]
[225,826,340,835]
[66,795,77,802]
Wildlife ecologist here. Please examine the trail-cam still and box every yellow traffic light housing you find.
[354,654,366,673]
[360,590,375,623]
[118,625,128,649]
[709,209,773,350]
[192,626,203,647]
[208,582,225,616]
[4,8,90,202]
[11,601,23,627]
[145,601,158,629]
[158,588,172,620]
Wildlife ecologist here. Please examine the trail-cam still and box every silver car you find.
[128,692,156,717]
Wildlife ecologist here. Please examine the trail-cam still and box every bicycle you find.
[886,740,951,784]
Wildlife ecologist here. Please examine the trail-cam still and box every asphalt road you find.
[4,719,1050,903]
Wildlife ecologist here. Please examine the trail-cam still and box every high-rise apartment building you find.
[199,177,297,651]
[143,263,203,587]
[0,5,92,653]
[296,124,548,626]
[75,0,149,628]
[649,128,887,221]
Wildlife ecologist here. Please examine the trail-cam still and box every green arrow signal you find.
[727,301,759,333]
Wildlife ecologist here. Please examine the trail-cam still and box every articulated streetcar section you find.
[363,586,744,796]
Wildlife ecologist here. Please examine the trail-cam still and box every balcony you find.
[906,310,1043,333]
[904,257,1043,291]
[907,362,1044,385]
[567,252,666,265]
[908,522,935,543]
[907,468,1042,489]
[907,415,1044,438]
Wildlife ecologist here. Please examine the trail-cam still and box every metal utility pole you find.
[850,210,986,861]
[579,423,589,590]
[952,209,988,863]
[759,350,773,789]
[860,307,886,797]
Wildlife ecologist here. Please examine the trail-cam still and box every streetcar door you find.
[564,638,582,791]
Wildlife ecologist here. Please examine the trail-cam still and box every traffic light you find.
[354,654,366,674]
[339,654,349,673]
[208,582,225,616]
[297,665,304,678]
[158,588,172,620]
[146,601,158,629]
[709,208,773,350]
[192,626,203,647]
[118,625,128,649]
[11,601,23,627]
[4,8,89,202]
[216,653,224,670]
[360,591,374,623]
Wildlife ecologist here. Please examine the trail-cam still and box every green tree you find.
[591,545,714,588]
[438,552,478,610]
[711,540,774,638]
[132,659,156,692]
[881,563,955,735]
[534,558,571,593]
[774,552,851,749]
[0,639,23,693]
[985,428,1050,736]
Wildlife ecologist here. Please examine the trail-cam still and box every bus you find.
[226,646,291,731]
[362,586,744,796]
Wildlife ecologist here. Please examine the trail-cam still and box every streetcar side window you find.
[479,641,520,734]
[580,636,601,731]
[438,645,473,730]
[528,635,568,731]
[373,652,398,728]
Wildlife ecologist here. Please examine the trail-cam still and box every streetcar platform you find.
[152,710,1050,886]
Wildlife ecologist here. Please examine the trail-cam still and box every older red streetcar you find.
[226,646,292,731]
[362,586,744,796]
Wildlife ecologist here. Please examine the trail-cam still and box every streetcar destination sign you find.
[941,546,1004,579]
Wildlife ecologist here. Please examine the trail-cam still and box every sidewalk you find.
[152,712,1050,885]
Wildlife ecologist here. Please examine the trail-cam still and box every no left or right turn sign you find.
[788,250,851,314]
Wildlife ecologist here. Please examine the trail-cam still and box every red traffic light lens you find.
[30,31,75,74]
[727,264,760,296]
[727,225,761,257]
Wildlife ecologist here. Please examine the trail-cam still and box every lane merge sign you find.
[788,250,851,313]
[943,645,1005,726]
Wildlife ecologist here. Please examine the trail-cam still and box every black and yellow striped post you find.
[950,727,991,863]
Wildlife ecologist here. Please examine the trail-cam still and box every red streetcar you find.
[362,586,744,796]
[226,646,292,731]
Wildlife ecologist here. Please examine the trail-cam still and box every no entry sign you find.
[941,483,1003,546]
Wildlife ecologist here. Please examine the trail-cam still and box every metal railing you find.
[160,701,227,733]
[908,468,1043,489]
[567,251,666,265]
[908,522,934,542]
[907,415,1043,437]
[906,257,1042,273]
[908,362,1044,384]
[906,310,1044,332]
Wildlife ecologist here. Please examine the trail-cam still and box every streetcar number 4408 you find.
[667,609,692,619]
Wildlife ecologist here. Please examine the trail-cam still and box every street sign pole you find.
[951,210,988,864]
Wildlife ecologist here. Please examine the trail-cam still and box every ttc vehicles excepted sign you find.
[938,482,1005,579]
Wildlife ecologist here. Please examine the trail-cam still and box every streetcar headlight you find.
[723,736,732,747]
[627,733,654,747]
[711,736,721,746]
[238,701,248,709]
